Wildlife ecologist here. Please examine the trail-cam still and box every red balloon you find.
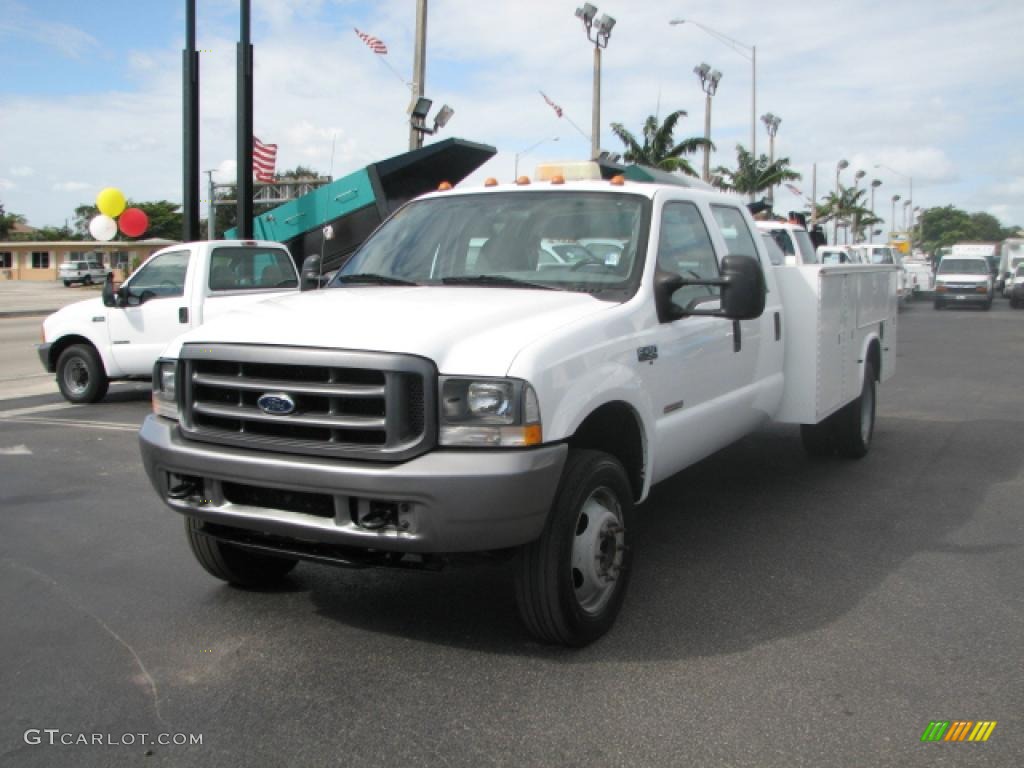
[119,207,149,238]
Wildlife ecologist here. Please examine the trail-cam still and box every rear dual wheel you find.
[800,361,876,459]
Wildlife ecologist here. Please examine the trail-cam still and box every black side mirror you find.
[102,274,117,307]
[718,255,766,320]
[654,254,766,323]
[300,254,322,291]
[653,270,685,323]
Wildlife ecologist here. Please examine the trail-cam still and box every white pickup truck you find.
[139,165,898,646]
[39,240,299,403]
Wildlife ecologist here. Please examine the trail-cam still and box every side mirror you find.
[653,270,685,323]
[654,254,766,323]
[718,254,766,320]
[101,274,117,307]
[300,254,322,291]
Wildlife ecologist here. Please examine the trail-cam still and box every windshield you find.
[332,191,649,299]
[938,258,989,275]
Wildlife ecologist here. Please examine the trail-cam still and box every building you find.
[0,239,177,282]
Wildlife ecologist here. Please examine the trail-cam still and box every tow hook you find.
[167,475,204,502]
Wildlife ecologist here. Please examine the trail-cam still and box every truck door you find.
[107,249,193,374]
[646,200,745,483]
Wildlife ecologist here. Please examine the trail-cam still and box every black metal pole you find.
[182,0,200,240]
[236,0,254,238]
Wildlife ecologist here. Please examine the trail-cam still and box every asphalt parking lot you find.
[1,299,1022,767]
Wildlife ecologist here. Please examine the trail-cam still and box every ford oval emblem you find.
[257,392,296,416]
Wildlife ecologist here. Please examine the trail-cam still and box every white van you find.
[933,254,993,310]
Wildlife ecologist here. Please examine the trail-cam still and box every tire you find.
[800,421,835,457]
[55,344,109,404]
[63,280,71,287]
[835,361,876,459]
[84,275,93,285]
[933,300,942,310]
[185,518,297,587]
[515,449,633,647]
[983,300,992,311]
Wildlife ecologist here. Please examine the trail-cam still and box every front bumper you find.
[139,415,567,554]
[933,289,990,306]
[37,343,54,373]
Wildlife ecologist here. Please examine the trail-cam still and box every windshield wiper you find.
[441,275,558,291]
[335,273,420,286]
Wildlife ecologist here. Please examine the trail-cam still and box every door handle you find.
[178,307,189,324]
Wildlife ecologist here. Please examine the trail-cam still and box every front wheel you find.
[185,518,297,588]
[515,450,633,646]
[55,344,109,403]
[63,280,71,287]
[835,361,876,459]
[84,275,93,285]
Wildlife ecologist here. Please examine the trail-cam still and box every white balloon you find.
[89,214,117,241]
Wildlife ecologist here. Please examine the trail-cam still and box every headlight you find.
[152,359,179,420]
[440,377,542,447]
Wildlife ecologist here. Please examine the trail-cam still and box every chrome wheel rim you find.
[570,487,625,615]
[63,357,89,396]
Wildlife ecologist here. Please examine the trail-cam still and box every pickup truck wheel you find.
[514,449,633,647]
[84,275,93,285]
[835,361,876,459]
[185,518,297,587]
[56,344,109,404]
[63,280,71,287]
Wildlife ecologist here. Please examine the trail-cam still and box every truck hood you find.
[165,286,616,376]
[43,296,106,335]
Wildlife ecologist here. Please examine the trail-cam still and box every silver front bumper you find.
[139,415,566,553]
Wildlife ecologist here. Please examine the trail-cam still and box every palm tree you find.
[609,110,711,177]
[711,144,801,197]
[814,186,878,244]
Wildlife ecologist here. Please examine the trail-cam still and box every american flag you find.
[540,91,563,118]
[354,28,388,55]
[253,136,278,183]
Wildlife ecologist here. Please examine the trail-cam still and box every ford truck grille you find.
[178,344,435,462]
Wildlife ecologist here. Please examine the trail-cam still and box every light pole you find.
[891,194,901,239]
[761,112,780,205]
[514,136,559,178]
[874,163,912,234]
[669,19,756,161]
[869,179,882,243]
[834,159,848,245]
[694,63,722,182]
[851,170,866,243]
[576,4,616,160]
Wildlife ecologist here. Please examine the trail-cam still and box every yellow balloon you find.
[96,187,127,218]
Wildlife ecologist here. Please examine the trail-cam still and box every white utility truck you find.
[139,164,898,646]
[39,240,299,403]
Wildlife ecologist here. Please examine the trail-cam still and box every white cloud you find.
[9,166,34,177]
[0,178,15,190]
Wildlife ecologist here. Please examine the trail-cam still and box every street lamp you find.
[409,97,454,142]
[576,4,616,160]
[669,19,756,161]
[874,163,912,234]
[514,136,559,178]
[761,112,781,204]
[834,159,849,245]
[869,179,882,243]
[694,63,722,182]
[891,194,901,238]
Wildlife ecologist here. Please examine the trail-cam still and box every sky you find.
[2,0,1024,235]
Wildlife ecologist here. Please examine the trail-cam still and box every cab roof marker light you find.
[610,174,625,186]
[516,176,531,186]
[437,181,453,191]
[534,161,602,182]
[484,177,499,187]
[550,175,566,185]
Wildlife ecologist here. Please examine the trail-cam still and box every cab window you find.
[711,205,758,259]
[208,247,298,291]
[125,250,190,301]
[657,201,720,311]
